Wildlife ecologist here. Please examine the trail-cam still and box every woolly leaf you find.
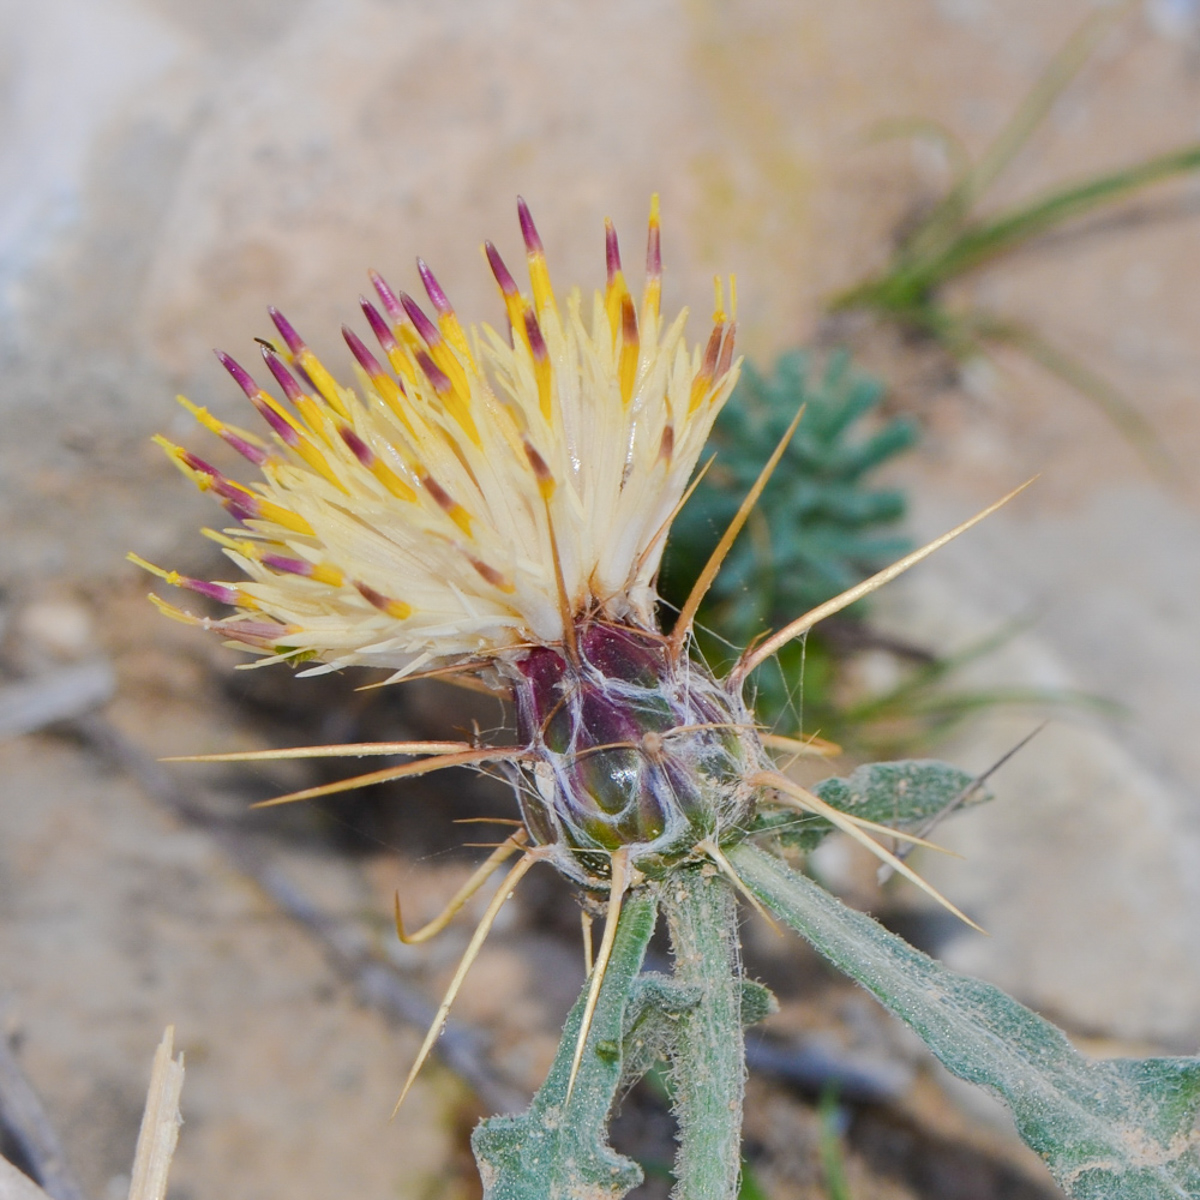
[731,843,1200,1199]
[751,759,988,851]
[618,973,700,1090]
[739,979,779,1027]
[618,975,776,1092]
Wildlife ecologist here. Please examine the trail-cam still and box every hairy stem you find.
[663,866,745,1200]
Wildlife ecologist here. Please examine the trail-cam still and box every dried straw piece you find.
[127,1028,184,1200]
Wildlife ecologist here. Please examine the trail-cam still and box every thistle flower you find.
[137,197,1024,1106]
[134,197,776,878]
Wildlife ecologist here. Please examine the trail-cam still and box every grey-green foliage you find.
[731,842,1200,1200]
[473,889,778,1200]
[738,978,779,1027]
[620,976,775,1089]
[617,974,701,1090]
[751,759,989,852]
[659,349,916,649]
[662,868,748,1200]
[472,893,657,1200]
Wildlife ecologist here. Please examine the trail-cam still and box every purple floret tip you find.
[187,578,242,606]
[180,448,219,477]
[369,269,406,323]
[360,297,398,351]
[517,196,544,255]
[605,220,621,283]
[222,495,255,524]
[224,432,270,467]
[253,393,300,447]
[524,310,548,362]
[215,350,258,398]
[261,346,305,404]
[342,324,382,376]
[338,424,373,465]
[646,224,661,277]
[268,307,305,355]
[415,349,451,393]
[399,292,440,345]
[261,553,313,578]
[485,241,519,296]
[417,258,453,314]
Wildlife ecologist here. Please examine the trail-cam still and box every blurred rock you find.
[13,599,95,663]
[0,731,459,1200]
[15,0,1200,586]
[872,487,1200,1046]
[0,659,115,740]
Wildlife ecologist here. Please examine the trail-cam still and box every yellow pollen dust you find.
[175,397,266,454]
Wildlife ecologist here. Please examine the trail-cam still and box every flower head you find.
[136,197,740,682]
[140,198,999,1115]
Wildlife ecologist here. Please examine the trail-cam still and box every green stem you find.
[662,867,745,1200]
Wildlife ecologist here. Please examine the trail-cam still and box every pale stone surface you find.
[872,533,1200,1046]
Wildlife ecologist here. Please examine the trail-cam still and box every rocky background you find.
[3,1,1200,1197]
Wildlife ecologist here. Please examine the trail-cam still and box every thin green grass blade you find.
[931,143,1200,283]
[817,1087,854,1200]
[832,141,1200,321]
[900,2,1132,268]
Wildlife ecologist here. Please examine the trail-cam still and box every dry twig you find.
[0,1035,87,1200]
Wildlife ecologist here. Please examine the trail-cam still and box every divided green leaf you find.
[618,974,700,1091]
